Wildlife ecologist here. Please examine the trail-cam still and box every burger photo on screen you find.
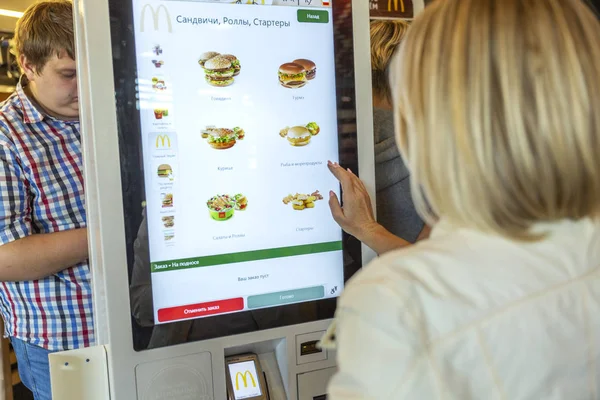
[162,193,173,208]
[221,54,241,76]
[306,122,320,136]
[202,126,245,149]
[278,63,307,89]
[205,128,237,150]
[198,51,220,67]
[279,122,319,145]
[157,164,172,178]
[204,56,235,87]
[162,216,175,228]
[281,126,312,146]
[293,59,316,80]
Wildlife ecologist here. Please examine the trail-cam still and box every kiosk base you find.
[49,322,338,399]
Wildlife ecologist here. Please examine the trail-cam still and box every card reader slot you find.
[300,340,322,356]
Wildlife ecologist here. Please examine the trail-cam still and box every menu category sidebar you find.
[137,39,181,258]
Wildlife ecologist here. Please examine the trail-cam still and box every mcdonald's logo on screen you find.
[388,0,405,12]
[140,4,172,33]
[156,134,171,148]
[235,370,257,390]
[370,0,412,18]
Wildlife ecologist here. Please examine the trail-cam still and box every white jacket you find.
[326,219,600,399]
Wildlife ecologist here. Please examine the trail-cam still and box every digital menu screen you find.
[130,0,345,326]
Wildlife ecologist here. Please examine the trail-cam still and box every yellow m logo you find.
[156,135,171,148]
[387,0,405,12]
[140,4,172,33]
[235,371,256,390]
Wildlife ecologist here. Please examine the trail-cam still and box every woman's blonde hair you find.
[390,0,600,239]
[370,19,410,103]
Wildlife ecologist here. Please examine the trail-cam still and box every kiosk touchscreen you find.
[106,0,362,352]
[138,0,345,325]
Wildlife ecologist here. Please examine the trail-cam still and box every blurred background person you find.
[327,20,431,256]
[370,20,429,246]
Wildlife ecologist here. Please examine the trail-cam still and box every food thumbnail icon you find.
[157,164,173,179]
[207,194,248,221]
[201,126,245,150]
[162,215,175,228]
[152,77,167,91]
[278,59,316,88]
[199,51,242,87]
[283,191,323,211]
[279,122,320,146]
[154,109,168,119]
[162,193,173,208]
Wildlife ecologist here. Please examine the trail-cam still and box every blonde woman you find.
[370,20,429,246]
[325,0,600,398]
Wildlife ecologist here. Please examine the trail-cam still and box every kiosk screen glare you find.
[131,0,344,325]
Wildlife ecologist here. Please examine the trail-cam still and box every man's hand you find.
[0,228,89,281]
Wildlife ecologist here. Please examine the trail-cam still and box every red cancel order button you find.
[158,297,245,323]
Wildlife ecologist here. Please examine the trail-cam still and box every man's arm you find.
[0,229,88,281]
[0,142,88,282]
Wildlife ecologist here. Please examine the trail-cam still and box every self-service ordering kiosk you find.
[48,0,423,399]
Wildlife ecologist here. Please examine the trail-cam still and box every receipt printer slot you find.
[300,340,322,356]
[296,331,328,365]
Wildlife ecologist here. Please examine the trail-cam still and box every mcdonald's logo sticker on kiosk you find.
[225,354,268,400]
[235,370,257,391]
[140,4,172,33]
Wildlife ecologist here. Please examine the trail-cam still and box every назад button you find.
[297,9,329,23]
[247,286,325,309]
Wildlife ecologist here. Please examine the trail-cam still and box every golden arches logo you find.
[156,134,171,148]
[140,4,172,33]
[387,0,405,12]
[235,371,256,390]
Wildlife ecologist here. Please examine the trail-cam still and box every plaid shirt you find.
[0,79,94,351]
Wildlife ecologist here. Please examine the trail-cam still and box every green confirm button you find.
[297,9,329,24]
[248,286,325,309]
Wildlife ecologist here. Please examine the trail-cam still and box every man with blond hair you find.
[0,1,92,398]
